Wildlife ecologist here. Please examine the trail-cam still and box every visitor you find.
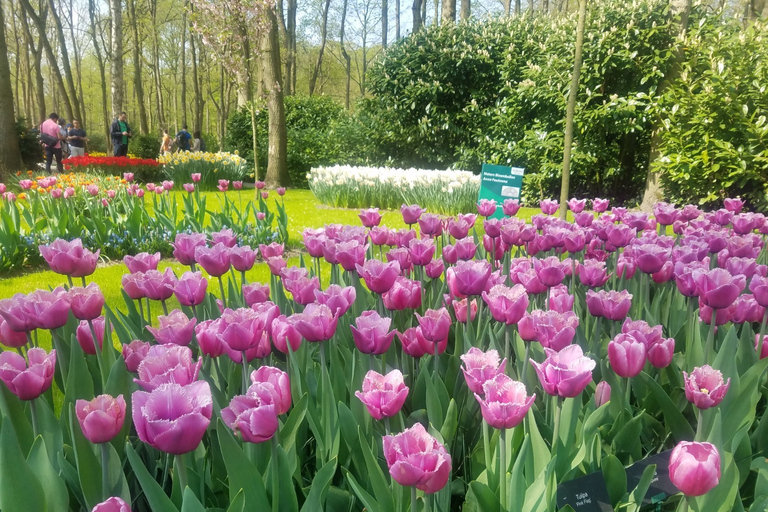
[191,131,203,152]
[58,118,70,158]
[40,112,64,174]
[111,111,132,157]
[160,129,172,154]
[67,119,88,157]
[175,125,191,152]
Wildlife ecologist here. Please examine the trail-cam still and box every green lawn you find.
[0,188,541,305]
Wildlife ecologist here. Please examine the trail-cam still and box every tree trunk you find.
[558,0,587,220]
[397,0,401,38]
[382,0,388,48]
[421,0,426,26]
[110,0,123,118]
[515,0,520,14]
[285,0,297,95]
[434,0,438,26]
[640,0,692,212]
[148,0,165,128]
[180,3,188,128]
[20,11,44,122]
[63,0,85,126]
[412,0,423,32]
[235,22,252,106]
[0,0,23,177]
[126,0,149,133]
[340,0,351,110]
[87,0,110,151]
[18,0,74,120]
[309,0,332,95]
[261,5,289,187]
[46,0,82,121]
[459,0,469,20]
[441,0,455,24]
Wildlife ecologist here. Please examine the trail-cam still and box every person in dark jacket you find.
[111,111,132,157]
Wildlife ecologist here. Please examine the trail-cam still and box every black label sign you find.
[557,471,613,511]
[625,450,676,506]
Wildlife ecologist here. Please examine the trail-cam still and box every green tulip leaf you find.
[68,403,104,510]
[343,468,383,512]
[226,489,245,512]
[215,420,271,509]
[300,457,337,512]
[280,392,308,454]
[0,419,46,512]
[181,487,206,512]
[692,452,738,512]
[638,371,694,442]
[126,443,179,512]
[358,426,395,512]
[27,428,69,512]
[468,481,501,512]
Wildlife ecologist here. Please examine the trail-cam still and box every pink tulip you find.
[230,246,257,272]
[608,333,646,378]
[271,315,302,354]
[351,310,395,355]
[183,183,195,193]
[694,268,746,309]
[313,285,356,317]
[633,243,671,274]
[548,285,574,313]
[401,204,426,224]
[446,260,491,297]
[531,344,595,398]
[39,238,99,277]
[383,422,451,493]
[137,268,178,301]
[92,497,130,512]
[723,197,743,213]
[122,340,150,373]
[595,381,611,407]
[232,181,243,190]
[482,284,529,325]
[532,256,567,287]
[290,303,338,342]
[173,271,208,307]
[250,366,291,415]
[147,310,197,346]
[134,345,202,391]
[173,233,207,266]
[749,275,768,307]
[211,228,237,248]
[76,394,126,444]
[477,199,497,217]
[194,320,227,358]
[585,289,632,321]
[647,336,675,368]
[577,259,609,287]
[76,317,105,355]
[357,259,401,294]
[540,199,559,215]
[336,240,368,271]
[123,252,161,273]
[451,297,477,322]
[683,365,730,410]
[426,259,444,279]
[567,198,586,213]
[0,317,28,348]
[397,327,429,358]
[408,238,436,267]
[621,318,663,349]
[358,208,382,227]
[195,243,232,277]
[133,381,212,454]
[124,172,135,182]
[383,277,422,311]
[502,199,520,216]
[460,347,506,394]
[356,370,409,420]
[0,347,56,400]
[69,283,105,320]
[669,441,721,497]
[222,383,280,444]
[242,282,270,306]
[475,373,535,429]
[527,309,578,351]
[416,308,452,343]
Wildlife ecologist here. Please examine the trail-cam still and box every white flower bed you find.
[308,165,481,213]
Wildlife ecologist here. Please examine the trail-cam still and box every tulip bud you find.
[669,441,721,497]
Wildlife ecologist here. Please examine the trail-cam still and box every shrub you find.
[225,95,360,187]
[86,132,109,153]
[130,133,161,159]
[160,151,250,190]
[16,118,43,171]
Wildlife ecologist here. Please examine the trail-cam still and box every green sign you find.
[478,163,525,219]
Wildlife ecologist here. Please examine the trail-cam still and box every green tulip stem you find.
[241,352,250,394]
[137,298,145,326]
[552,395,564,457]
[25,332,33,349]
[30,398,39,439]
[271,436,280,512]
[625,378,632,410]
[161,299,169,316]
[175,453,189,492]
[145,298,152,327]
[504,325,511,373]
[67,275,74,288]
[695,408,704,441]
[499,428,507,512]
[81,276,87,287]
[434,341,439,377]
[89,319,107,388]
[191,304,198,321]
[100,442,110,501]
[704,310,717,362]
[411,486,417,512]
[482,421,492,489]
[218,276,227,306]
[757,309,768,360]
[681,497,690,512]
[521,343,530,385]
[425,493,433,512]
[384,416,391,436]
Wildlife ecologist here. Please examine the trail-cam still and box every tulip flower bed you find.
[63,155,163,182]
[3,195,768,512]
[158,151,250,191]
[308,165,481,214]
[0,173,287,273]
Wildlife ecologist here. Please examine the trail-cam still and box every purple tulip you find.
[608,333,646,378]
[121,273,146,301]
[723,197,744,213]
[241,282,269,307]
[250,366,291,415]
[683,365,730,410]
[416,308,452,343]
[383,276,422,311]
[383,422,451,493]
[527,309,579,351]
[0,347,56,400]
[122,340,150,373]
[694,268,746,309]
[147,309,197,346]
[548,285,574,313]
[633,243,672,274]
[92,497,130,512]
[447,216,472,239]
[606,224,637,248]
[408,238,436,267]
[531,344,595,398]
[314,285,356,317]
[532,256,567,287]
[174,232,208,265]
[258,242,284,259]
[749,275,768,307]
[359,208,382,228]
[195,243,232,277]
[595,381,611,407]
[194,320,227,358]
[39,238,99,277]
[475,373,535,430]
[0,317,28,348]
[400,204,425,225]
[418,213,443,237]
[482,284,529,325]
[357,259,401,294]
[333,241,366,272]
[211,228,237,247]
[540,199,559,215]
[452,298,477,323]
[647,336,675,368]
[68,283,105,321]
[477,199,497,217]
[290,303,338,342]
[216,307,267,352]
[577,259,610,288]
[76,394,126,444]
[20,289,71,330]
[222,383,280,443]
[136,268,177,301]
[265,315,299,354]
[284,275,321,305]
[134,344,202,391]
[460,347,506,394]
[621,318,663,347]
[396,327,429,358]
[350,310,395,355]
[230,246,257,272]
[586,289,633,321]
[669,441,721,497]
[356,370,409,420]
[651,260,674,283]
[567,198,586,213]
[426,259,445,279]
[76,317,105,355]
[123,252,161,273]
[174,271,208,307]
[446,260,491,297]
[502,199,520,216]
[133,381,212,454]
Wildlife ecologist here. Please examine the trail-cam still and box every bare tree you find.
[19,7,44,122]
[460,0,470,19]
[441,0,455,23]
[285,0,297,95]
[46,0,82,120]
[262,5,289,187]
[382,0,388,47]
[0,0,23,177]
[111,0,124,118]
[339,0,352,109]
[413,0,423,32]
[126,0,149,133]
[558,0,587,219]
[309,0,333,95]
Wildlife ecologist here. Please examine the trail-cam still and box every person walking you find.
[111,111,132,157]
[58,118,70,158]
[175,125,191,152]
[67,119,88,157]
[40,113,65,174]
[160,129,172,154]
[191,131,202,152]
